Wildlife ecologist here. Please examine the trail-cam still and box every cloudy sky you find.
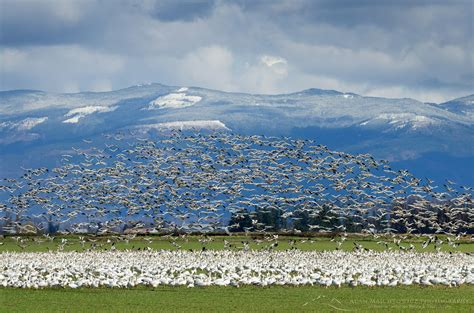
[0,0,472,102]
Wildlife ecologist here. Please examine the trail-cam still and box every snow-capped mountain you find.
[0,83,473,184]
[436,94,474,121]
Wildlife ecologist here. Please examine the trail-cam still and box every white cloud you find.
[176,45,235,91]
[0,1,471,103]
[260,55,288,76]
[0,45,124,93]
[260,55,287,67]
[89,79,113,92]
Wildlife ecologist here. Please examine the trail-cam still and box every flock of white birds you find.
[1,131,472,236]
[1,250,472,288]
[0,131,472,290]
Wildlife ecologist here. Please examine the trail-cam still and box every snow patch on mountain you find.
[63,106,117,123]
[147,91,202,109]
[136,120,229,131]
[437,94,474,122]
[0,83,175,115]
[360,113,438,130]
[0,117,48,131]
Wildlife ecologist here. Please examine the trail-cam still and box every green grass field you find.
[1,285,473,312]
[1,235,472,312]
[1,234,473,253]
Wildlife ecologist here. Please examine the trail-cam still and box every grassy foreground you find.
[1,235,472,312]
[1,234,473,253]
[1,285,473,313]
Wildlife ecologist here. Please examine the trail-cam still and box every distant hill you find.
[0,83,473,185]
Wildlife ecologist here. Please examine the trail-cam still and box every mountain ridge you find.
[2,82,472,103]
[0,83,473,185]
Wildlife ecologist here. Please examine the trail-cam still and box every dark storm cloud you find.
[0,0,111,46]
[148,0,217,22]
[0,0,472,102]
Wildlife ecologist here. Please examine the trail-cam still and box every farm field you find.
[1,235,473,312]
[1,285,473,312]
[1,234,473,253]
